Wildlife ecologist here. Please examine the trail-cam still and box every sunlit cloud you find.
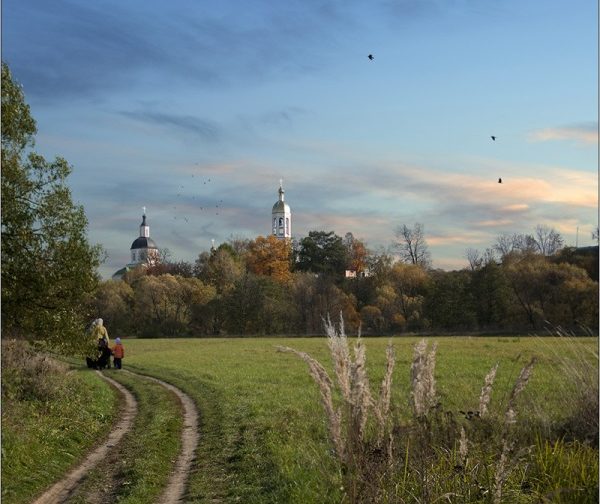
[472,219,514,228]
[528,122,598,146]
[502,203,529,212]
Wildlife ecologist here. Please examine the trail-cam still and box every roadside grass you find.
[67,369,183,504]
[123,336,598,503]
[1,341,117,504]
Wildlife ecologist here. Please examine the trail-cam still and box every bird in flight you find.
[498,178,502,184]
[368,54,374,61]
[491,135,496,141]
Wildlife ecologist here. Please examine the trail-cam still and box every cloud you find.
[528,122,598,146]
[3,0,353,103]
[120,110,220,140]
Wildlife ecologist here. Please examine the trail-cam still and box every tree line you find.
[2,60,597,351]
[91,228,598,338]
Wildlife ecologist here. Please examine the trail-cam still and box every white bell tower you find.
[271,179,291,239]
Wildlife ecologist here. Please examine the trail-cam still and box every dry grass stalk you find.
[504,357,535,426]
[493,439,513,504]
[411,339,438,416]
[325,314,352,401]
[494,358,536,503]
[459,426,468,465]
[374,342,395,443]
[276,345,345,461]
[478,363,499,418]
[349,337,373,442]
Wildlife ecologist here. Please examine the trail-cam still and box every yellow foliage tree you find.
[246,235,292,283]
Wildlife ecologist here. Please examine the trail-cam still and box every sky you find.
[3,0,598,279]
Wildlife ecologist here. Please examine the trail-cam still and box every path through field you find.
[31,369,199,504]
[31,371,137,504]
[126,370,199,504]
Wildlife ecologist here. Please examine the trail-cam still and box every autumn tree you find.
[343,232,369,273]
[388,262,430,330]
[1,62,103,352]
[394,223,431,267]
[245,235,292,282]
[194,244,242,294]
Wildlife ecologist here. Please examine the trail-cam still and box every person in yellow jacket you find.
[112,337,125,369]
[91,318,110,345]
[92,318,112,368]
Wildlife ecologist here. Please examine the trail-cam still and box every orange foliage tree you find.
[246,235,292,283]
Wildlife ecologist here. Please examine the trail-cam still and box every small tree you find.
[394,223,431,267]
[533,224,564,256]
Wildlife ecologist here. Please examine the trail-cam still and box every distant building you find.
[345,269,371,278]
[272,180,291,239]
[112,209,159,280]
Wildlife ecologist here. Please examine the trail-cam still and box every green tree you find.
[425,270,477,331]
[296,231,347,280]
[194,244,242,294]
[89,280,134,337]
[132,274,215,336]
[1,62,103,352]
[470,260,511,329]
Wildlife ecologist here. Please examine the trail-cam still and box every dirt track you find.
[31,371,137,504]
[126,370,199,504]
[31,369,199,504]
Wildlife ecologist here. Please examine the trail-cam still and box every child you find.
[112,337,125,369]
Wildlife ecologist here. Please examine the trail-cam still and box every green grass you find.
[122,336,598,503]
[1,368,117,504]
[67,369,183,504]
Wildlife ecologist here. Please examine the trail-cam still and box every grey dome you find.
[131,236,158,250]
[272,201,290,212]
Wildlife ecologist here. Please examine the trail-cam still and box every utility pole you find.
[576,226,579,248]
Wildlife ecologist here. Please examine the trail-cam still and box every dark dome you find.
[130,237,158,250]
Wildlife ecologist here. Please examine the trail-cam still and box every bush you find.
[2,339,68,402]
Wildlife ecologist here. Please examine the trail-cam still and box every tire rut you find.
[124,370,199,504]
[32,371,138,504]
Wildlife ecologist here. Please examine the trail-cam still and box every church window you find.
[285,218,289,234]
[279,217,283,227]
[131,251,135,262]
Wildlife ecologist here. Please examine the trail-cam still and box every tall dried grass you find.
[278,314,396,501]
[278,315,556,503]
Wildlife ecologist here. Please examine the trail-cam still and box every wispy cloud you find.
[120,110,220,140]
[528,122,598,146]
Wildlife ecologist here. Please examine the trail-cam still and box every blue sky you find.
[4,0,598,279]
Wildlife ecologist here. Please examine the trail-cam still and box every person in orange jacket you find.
[112,337,125,369]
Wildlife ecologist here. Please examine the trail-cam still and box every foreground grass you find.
[123,336,598,503]
[1,363,117,504]
[67,369,183,504]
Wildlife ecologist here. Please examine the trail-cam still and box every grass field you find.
[122,335,598,503]
[1,362,117,504]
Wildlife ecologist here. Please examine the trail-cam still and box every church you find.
[112,182,291,279]
[112,208,160,279]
